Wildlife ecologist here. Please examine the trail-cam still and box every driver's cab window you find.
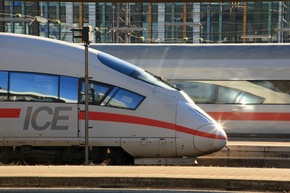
[80,81,112,105]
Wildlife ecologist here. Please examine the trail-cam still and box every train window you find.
[105,88,145,110]
[9,72,59,102]
[0,71,8,101]
[172,80,290,104]
[235,92,265,104]
[60,76,78,103]
[97,52,176,90]
[174,82,216,103]
[217,86,243,103]
[80,81,113,105]
[79,80,144,110]
[249,80,290,94]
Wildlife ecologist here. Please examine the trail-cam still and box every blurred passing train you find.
[90,43,290,140]
[0,33,227,165]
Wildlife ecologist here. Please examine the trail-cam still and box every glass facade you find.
[1,1,290,43]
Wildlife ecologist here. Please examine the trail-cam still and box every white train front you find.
[0,33,227,165]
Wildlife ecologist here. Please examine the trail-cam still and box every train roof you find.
[0,33,96,78]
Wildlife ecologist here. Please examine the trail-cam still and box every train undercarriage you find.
[0,146,134,165]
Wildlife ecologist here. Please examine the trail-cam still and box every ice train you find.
[0,33,227,165]
[90,43,290,140]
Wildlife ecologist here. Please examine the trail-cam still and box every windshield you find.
[97,52,177,90]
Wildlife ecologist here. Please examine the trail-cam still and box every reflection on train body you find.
[173,80,290,104]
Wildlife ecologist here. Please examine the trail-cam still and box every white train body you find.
[90,44,290,140]
[0,33,227,164]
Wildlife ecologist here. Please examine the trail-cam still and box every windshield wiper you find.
[146,71,180,90]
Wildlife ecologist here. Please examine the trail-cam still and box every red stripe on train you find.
[79,111,227,140]
[0,108,21,118]
[79,111,176,130]
[175,125,226,140]
[207,112,290,121]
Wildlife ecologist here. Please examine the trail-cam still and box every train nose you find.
[193,123,227,153]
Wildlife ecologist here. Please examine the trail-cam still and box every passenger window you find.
[60,76,78,103]
[0,71,8,101]
[106,89,145,110]
[10,72,59,102]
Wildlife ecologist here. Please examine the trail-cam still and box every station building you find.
[0,1,290,43]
